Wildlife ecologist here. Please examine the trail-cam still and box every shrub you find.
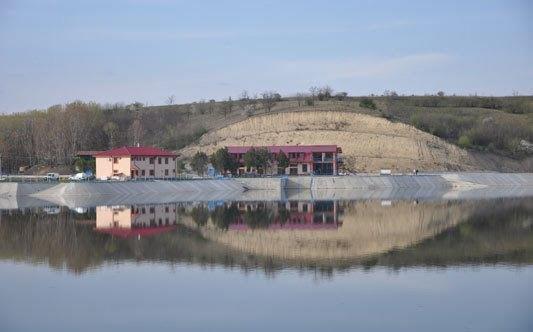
[457,135,472,148]
[359,97,376,110]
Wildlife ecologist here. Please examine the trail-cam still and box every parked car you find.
[68,172,93,181]
[45,172,60,181]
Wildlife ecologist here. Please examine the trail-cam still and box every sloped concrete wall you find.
[311,175,451,190]
[234,177,284,190]
[40,180,244,197]
[440,173,533,187]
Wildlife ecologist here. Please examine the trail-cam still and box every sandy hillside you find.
[179,111,479,172]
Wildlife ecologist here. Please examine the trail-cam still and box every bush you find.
[457,135,472,148]
[359,98,376,110]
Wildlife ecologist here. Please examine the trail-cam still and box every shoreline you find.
[1,173,533,198]
[0,173,532,210]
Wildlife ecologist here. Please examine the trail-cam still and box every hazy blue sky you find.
[0,0,532,113]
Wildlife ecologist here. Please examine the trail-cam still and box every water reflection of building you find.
[229,201,342,231]
[95,204,179,238]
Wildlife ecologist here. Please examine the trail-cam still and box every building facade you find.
[94,146,177,179]
[227,145,342,176]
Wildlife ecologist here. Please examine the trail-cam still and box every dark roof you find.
[76,150,104,157]
[227,145,339,154]
[94,146,176,157]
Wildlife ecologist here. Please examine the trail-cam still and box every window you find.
[149,170,154,176]
[150,207,155,213]
[141,170,145,176]
[142,207,146,214]
[149,158,154,164]
[158,157,161,164]
[165,157,168,164]
[302,164,308,173]
[165,206,169,213]
[113,157,119,164]
[165,169,169,176]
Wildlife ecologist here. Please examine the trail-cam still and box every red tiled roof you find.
[227,145,339,154]
[94,146,176,157]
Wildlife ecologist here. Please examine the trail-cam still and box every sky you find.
[0,0,532,113]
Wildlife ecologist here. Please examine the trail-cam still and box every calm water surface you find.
[1,197,532,331]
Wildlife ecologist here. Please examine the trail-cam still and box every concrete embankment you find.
[0,173,533,205]
[0,179,244,198]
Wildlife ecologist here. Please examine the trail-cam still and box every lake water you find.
[1,197,532,331]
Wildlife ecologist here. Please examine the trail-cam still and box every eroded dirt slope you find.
[179,111,482,172]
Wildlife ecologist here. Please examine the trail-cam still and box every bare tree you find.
[318,85,333,100]
[222,97,233,118]
[208,99,216,114]
[196,100,207,114]
[129,117,144,146]
[309,86,319,100]
[166,95,176,105]
[239,90,250,112]
[248,94,259,113]
[261,91,278,112]
[296,93,306,107]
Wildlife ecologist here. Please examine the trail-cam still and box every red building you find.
[228,201,343,231]
[227,145,342,175]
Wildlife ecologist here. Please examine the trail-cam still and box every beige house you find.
[94,146,177,179]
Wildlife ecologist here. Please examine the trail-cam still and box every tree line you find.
[190,147,291,176]
[1,89,531,173]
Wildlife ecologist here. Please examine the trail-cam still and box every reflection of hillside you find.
[198,200,473,262]
[368,198,533,267]
[0,198,531,274]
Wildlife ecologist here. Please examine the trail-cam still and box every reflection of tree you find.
[243,206,274,229]
[209,203,240,230]
[277,203,289,225]
[190,205,209,227]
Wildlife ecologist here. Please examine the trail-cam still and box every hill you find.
[0,95,531,173]
[179,110,530,172]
